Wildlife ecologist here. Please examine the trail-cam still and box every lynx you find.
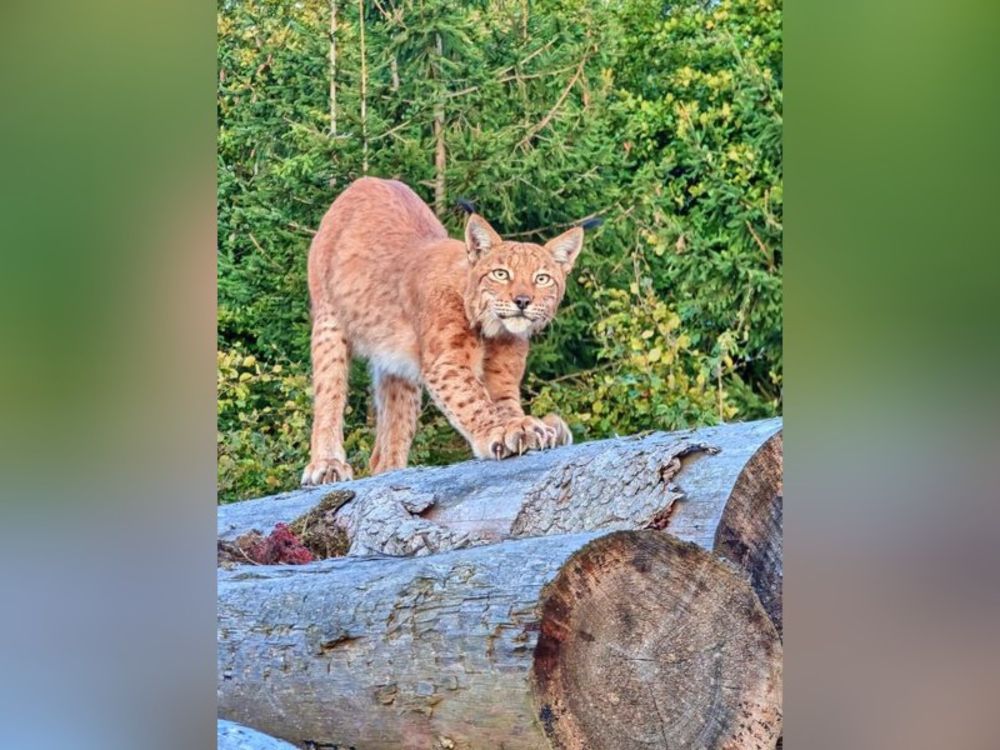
[301,177,584,486]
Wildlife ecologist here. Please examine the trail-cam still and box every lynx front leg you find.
[483,336,528,421]
[540,413,573,447]
[302,314,354,486]
[369,371,421,475]
[484,332,569,449]
[421,319,554,459]
[424,359,547,459]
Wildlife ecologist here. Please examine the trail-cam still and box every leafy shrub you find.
[530,280,761,440]
[217,348,312,503]
[610,0,783,401]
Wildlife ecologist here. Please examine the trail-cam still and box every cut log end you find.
[531,531,782,750]
[714,431,783,635]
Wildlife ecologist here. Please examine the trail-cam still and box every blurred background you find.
[216,0,783,502]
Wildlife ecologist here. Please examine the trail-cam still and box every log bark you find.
[218,719,297,750]
[218,530,782,750]
[219,418,783,630]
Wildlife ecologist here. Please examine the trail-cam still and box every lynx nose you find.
[514,295,532,311]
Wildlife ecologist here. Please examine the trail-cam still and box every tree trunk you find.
[218,530,782,750]
[219,418,783,631]
[329,0,337,136]
[358,0,368,173]
[433,32,446,217]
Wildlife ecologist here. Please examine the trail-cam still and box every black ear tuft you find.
[578,216,604,231]
[456,198,476,215]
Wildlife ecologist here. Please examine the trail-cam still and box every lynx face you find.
[463,214,584,338]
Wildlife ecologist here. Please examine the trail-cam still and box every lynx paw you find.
[540,413,573,447]
[477,416,557,460]
[301,458,354,486]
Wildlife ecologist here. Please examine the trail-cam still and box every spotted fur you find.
[301,177,583,485]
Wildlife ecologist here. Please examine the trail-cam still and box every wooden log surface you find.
[218,530,782,750]
[218,418,783,631]
[218,719,298,750]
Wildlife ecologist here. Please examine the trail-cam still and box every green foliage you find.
[611,0,783,398]
[531,283,742,440]
[217,348,312,501]
[217,0,782,503]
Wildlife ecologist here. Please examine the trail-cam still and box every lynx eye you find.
[534,272,553,286]
[489,269,511,282]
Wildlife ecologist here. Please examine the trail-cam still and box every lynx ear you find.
[465,213,503,261]
[545,226,584,270]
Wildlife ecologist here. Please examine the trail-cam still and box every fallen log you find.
[218,719,297,750]
[218,530,782,750]
[219,418,783,631]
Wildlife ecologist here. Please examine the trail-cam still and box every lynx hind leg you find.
[369,370,421,475]
[302,313,354,486]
